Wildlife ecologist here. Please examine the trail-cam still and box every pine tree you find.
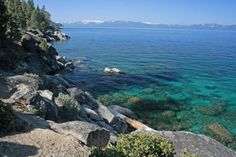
[29,6,40,29]
[7,0,21,39]
[26,0,35,27]
[3,0,54,41]
[39,5,51,31]
[0,0,8,48]
[16,0,27,33]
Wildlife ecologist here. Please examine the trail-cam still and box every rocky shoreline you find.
[0,29,236,157]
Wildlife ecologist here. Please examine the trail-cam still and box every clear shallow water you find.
[53,28,236,148]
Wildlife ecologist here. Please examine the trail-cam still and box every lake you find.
[53,27,236,148]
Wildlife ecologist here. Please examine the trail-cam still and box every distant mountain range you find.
[62,20,236,30]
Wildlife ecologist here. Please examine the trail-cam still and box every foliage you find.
[29,108,38,115]
[2,0,52,40]
[57,93,81,121]
[90,147,125,157]
[90,133,174,157]
[0,101,16,131]
[39,40,49,52]
[57,93,77,108]
[182,149,200,157]
[0,0,8,48]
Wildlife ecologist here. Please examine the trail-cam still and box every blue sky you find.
[34,0,236,25]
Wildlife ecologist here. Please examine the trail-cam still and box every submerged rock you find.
[196,106,225,116]
[161,110,176,118]
[204,123,234,145]
[211,99,228,107]
[143,88,155,94]
[128,96,141,103]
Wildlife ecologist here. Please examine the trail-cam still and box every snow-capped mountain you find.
[62,20,236,30]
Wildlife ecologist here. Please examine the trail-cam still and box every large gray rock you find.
[54,31,70,41]
[48,43,58,55]
[85,92,128,133]
[14,112,50,129]
[55,76,74,88]
[55,95,88,122]
[67,87,88,104]
[0,128,90,157]
[68,89,128,133]
[6,75,39,101]
[50,121,110,147]
[65,62,75,69]
[29,90,58,121]
[21,34,38,52]
[10,84,36,100]
[5,74,39,89]
[56,56,68,65]
[134,128,236,157]
[27,28,44,37]
[42,75,74,94]
[55,56,74,70]
[0,101,29,133]
[108,105,136,119]
[84,92,115,123]
[82,105,102,121]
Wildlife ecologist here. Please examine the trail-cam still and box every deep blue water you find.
[53,27,236,146]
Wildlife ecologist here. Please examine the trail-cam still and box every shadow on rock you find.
[0,141,38,157]
[0,100,51,138]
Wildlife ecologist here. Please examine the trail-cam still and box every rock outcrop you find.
[134,128,236,157]
[19,28,73,74]
[108,105,136,119]
[0,101,28,134]
[1,68,236,157]
[29,90,58,121]
[53,30,70,41]
[0,128,90,157]
[50,121,110,147]
[1,26,236,156]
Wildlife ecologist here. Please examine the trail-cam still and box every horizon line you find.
[60,20,236,26]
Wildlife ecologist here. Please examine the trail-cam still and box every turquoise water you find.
[53,28,236,147]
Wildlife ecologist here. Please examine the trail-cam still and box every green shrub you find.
[57,93,77,108]
[30,108,38,115]
[0,101,16,131]
[57,93,81,121]
[39,40,49,52]
[91,147,125,157]
[182,149,199,157]
[90,133,174,157]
